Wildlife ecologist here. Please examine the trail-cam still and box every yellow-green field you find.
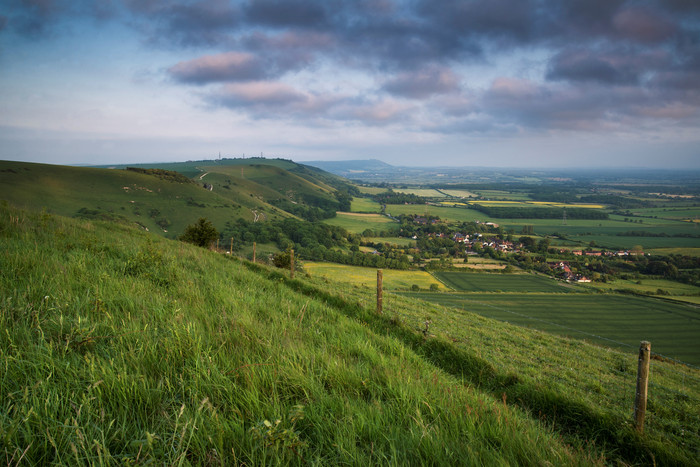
[451,257,512,270]
[366,236,416,247]
[351,197,382,213]
[394,188,446,197]
[647,248,700,257]
[581,278,700,299]
[357,186,386,195]
[324,212,398,233]
[303,262,446,290]
[440,189,478,198]
[472,200,605,209]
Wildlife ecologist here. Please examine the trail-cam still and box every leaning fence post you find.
[290,249,294,279]
[253,242,256,263]
[377,269,383,314]
[634,341,651,433]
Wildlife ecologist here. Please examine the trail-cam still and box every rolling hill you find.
[1,202,698,464]
[0,159,354,239]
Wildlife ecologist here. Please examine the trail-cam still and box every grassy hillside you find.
[0,159,351,240]
[2,202,699,465]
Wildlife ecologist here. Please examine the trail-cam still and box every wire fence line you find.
[439,293,699,369]
[382,288,699,437]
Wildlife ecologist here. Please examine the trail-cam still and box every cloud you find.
[244,0,328,29]
[613,6,676,43]
[0,14,8,31]
[216,81,307,107]
[382,66,461,99]
[332,98,415,125]
[546,47,671,85]
[169,52,266,84]
[123,0,241,47]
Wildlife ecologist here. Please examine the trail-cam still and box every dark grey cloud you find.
[0,14,8,31]
[416,0,541,43]
[383,67,461,98]
[546,47,671,85]
[123,0,241,47]
[244,0,327,29]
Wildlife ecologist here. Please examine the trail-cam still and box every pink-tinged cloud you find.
[635,103,698,120]
[215,81,309,110]
[613,7,676,43]
[488,77,541,100]
[169,52,266,84]
[337,99,414,124]
[383,66,461,99]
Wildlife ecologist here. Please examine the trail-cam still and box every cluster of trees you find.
[372,191,425,204]
[268,191,352,221]
[219,217,413,269]
[221,218,349,251]
[579,194,652,209]
[126,167,193,184]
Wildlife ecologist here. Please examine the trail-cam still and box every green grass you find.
[2,202,699,465]
[366,236,416,247]
[350,197,382,213]
[647,247,700,256]
[581,278,700,297]
[0,159,348,242]
[434,271,577,293]
[303,262,446,290]
[323,212,398,234]
[401,291,700,366]
[393,188,446,197]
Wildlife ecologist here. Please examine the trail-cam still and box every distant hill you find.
[303,159,394,177]
[0,158,354,238]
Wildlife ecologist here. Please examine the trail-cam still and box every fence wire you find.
[382,289,700,444]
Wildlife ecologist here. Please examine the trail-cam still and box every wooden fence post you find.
[377,269,383,314]
[230,237,233,254]
[217,238,219,250]
[253,242,256,263]
[290,249,294,279]
[634,341,651,433]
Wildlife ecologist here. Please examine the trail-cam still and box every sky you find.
[1,0,699,169]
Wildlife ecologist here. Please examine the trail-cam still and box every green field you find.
[350,197,382,212]
[581,278,700,296]
[356,185,386,195]
[647,247,700,256]
[366,236,416,247]
[324,212,398,233]
[393,188,446,197]
[383,204,486,223]
[439,189,478,198]
[402,291,700,366]
[434,271,576,293]
[304,262,445,290]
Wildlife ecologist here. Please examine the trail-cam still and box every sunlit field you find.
[303,262,446,290]
[324,212,398,233]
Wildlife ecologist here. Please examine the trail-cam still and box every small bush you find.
[179,218,218,248]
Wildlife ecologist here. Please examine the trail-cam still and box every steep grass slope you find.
[1,203,698,464]
[0,161,282,237]
[0,159,350,240]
